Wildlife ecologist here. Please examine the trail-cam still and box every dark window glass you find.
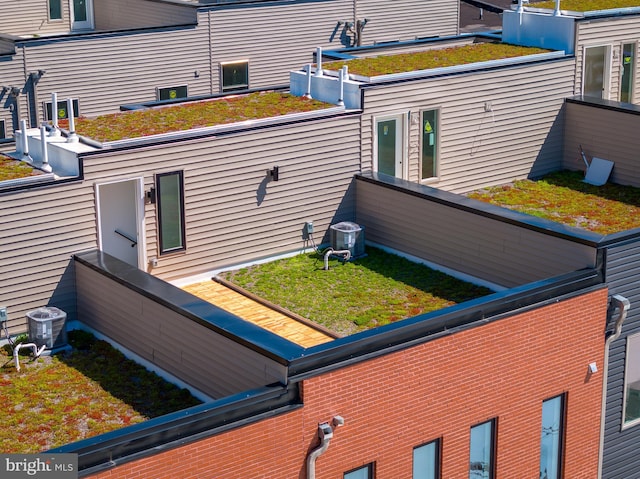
[49,0,62,20]
[469,420,495,479]
[157,86,188,101]
[156,171,186,254]
[221,62,249,92]
[45,100,80,121]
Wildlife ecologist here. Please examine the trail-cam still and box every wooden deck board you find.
[182,280,333,348]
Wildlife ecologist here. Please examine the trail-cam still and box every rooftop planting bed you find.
[323,43,551,77]
[0,156,38,181]
[218,246,492,336]
[59,91,332,142]
[531,0,640,10]
[0,330,201,453]
[467,170,640,234]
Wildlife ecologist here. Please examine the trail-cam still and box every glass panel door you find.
[584,46,608,99]
[71,0,93,30]
[621,43,635,103]
[421,110,437,180]
[375,116,404,178]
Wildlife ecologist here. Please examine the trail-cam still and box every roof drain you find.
[307,416,344,479]
[323,248,351,270]
[597,294,630,478]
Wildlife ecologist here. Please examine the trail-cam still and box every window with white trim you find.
[420,109,438,181]
[624,333,640,426]
[48,0,62,20]
[221,61,249,92]
[44,99,80,121]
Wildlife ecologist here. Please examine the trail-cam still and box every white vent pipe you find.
[553,0,561,16]
[315,47,323,77]
[337,68,345,107]
[50,92,60,136]
[19,119,31,162]
[66,98,78,143]
[39,124,52,173]
[305,64,313,99]
[323,248,351,270]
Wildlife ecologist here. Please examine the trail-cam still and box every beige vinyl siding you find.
[361,58,576,193]
[563,101,640,187]
[81,115,361,281]
[76,262,288,399]
[0,53,25,138]
[357,0,459,44]
[575,17,640,103]
[0,182,97,333]
[93,0,197,30]
[0,0,70,36]
[18,25,212,118]
[206,0,354,90]
[355,177,598,287]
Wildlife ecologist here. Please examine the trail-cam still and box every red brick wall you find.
[89,288,607,479]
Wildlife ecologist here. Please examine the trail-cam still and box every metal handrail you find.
[114,229,137,247]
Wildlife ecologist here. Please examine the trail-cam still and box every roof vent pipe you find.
[49,92,60,137]
[39,124,52,173]
[516,0,524,14]
[66,98,78,143]
[315,47,323,77]
[337,68,345,107]
[305,64,313,99]
[19,119,31,163]
[553,0,561,16]
[598,294,630,477]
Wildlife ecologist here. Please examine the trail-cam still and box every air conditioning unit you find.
[27,307,67,350]
[330,221,365,258]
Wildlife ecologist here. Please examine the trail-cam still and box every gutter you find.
[597,294,630,478]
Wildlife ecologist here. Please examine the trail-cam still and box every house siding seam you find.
[82,288,607,479]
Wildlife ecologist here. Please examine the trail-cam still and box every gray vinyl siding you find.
[563,100,640,187]
[93,0,197,30]
[0,181,97,334]
[601,240,640,479]
[361,58,575,193]
[17,25,211,118]
[0,0,71,36]
[575,17,640,103]
[357,0,459,44]
[81,115,361,281]
[206,0,354,91]
[75,262,288,399]
[355,176,597,287]
[0,53,25,138]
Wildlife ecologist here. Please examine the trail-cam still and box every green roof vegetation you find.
[324,43,552,77]
[219,246,492,336]
[59,92,332,143]
[531,0,640,10]
[0,156,37,181]
[0,330,201,453]
[467,170,640,234]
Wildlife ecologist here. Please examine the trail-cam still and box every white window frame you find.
[70,0,94,30]
[619,41,636,104]
[48,0,63,21]
[582,44,612,100]
[419,108,440,183]
[622,333,640,429]
[220,60,250,92]
[43,98,80,122]
[373,113,407,180]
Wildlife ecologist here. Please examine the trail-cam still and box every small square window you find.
[157,85,188,102]
[49,0,62,20]
[221,61,249,92]
[44,99,80,121]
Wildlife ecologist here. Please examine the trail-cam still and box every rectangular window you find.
[624,333,640,426]
[420,109,438,180]
[44,99,80,121]
[48,0,62,20]
[156,171,186,255]
[157,85,188,102]
[344,463,374,479]
[469,419,495,479]
[540,395,565,479]
[221,61,249,92]
[0,120,5,140]
[413,439,440,479]
[620,43,635,103]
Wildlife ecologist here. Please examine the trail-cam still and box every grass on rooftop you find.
[0,330,202,453]
[324,43,551,77]
[531,0,640,11]
[0,156,38,181]
[467,170,640,234]
[218,246,492,336]
[59,91,331,143]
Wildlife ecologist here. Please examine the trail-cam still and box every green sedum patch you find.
[0,156,37,181]
[531,0,640,10]
[0,330,201,453]
[324,43,551,77]
[59,92,332,142]
[467,170,640,234]
[219,247,492,335]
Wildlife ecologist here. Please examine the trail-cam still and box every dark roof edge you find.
[566,95,640,117]
[73,250,304,364]
[48,383,301,476]
[288,270,606,379]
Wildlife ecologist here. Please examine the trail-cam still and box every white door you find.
[374,115,406,179]
[95,178,145,269]
[583,45,610,99]
[70,0,94,30]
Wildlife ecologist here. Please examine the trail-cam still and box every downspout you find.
[597,294,630,478]
[307,416,344,479]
